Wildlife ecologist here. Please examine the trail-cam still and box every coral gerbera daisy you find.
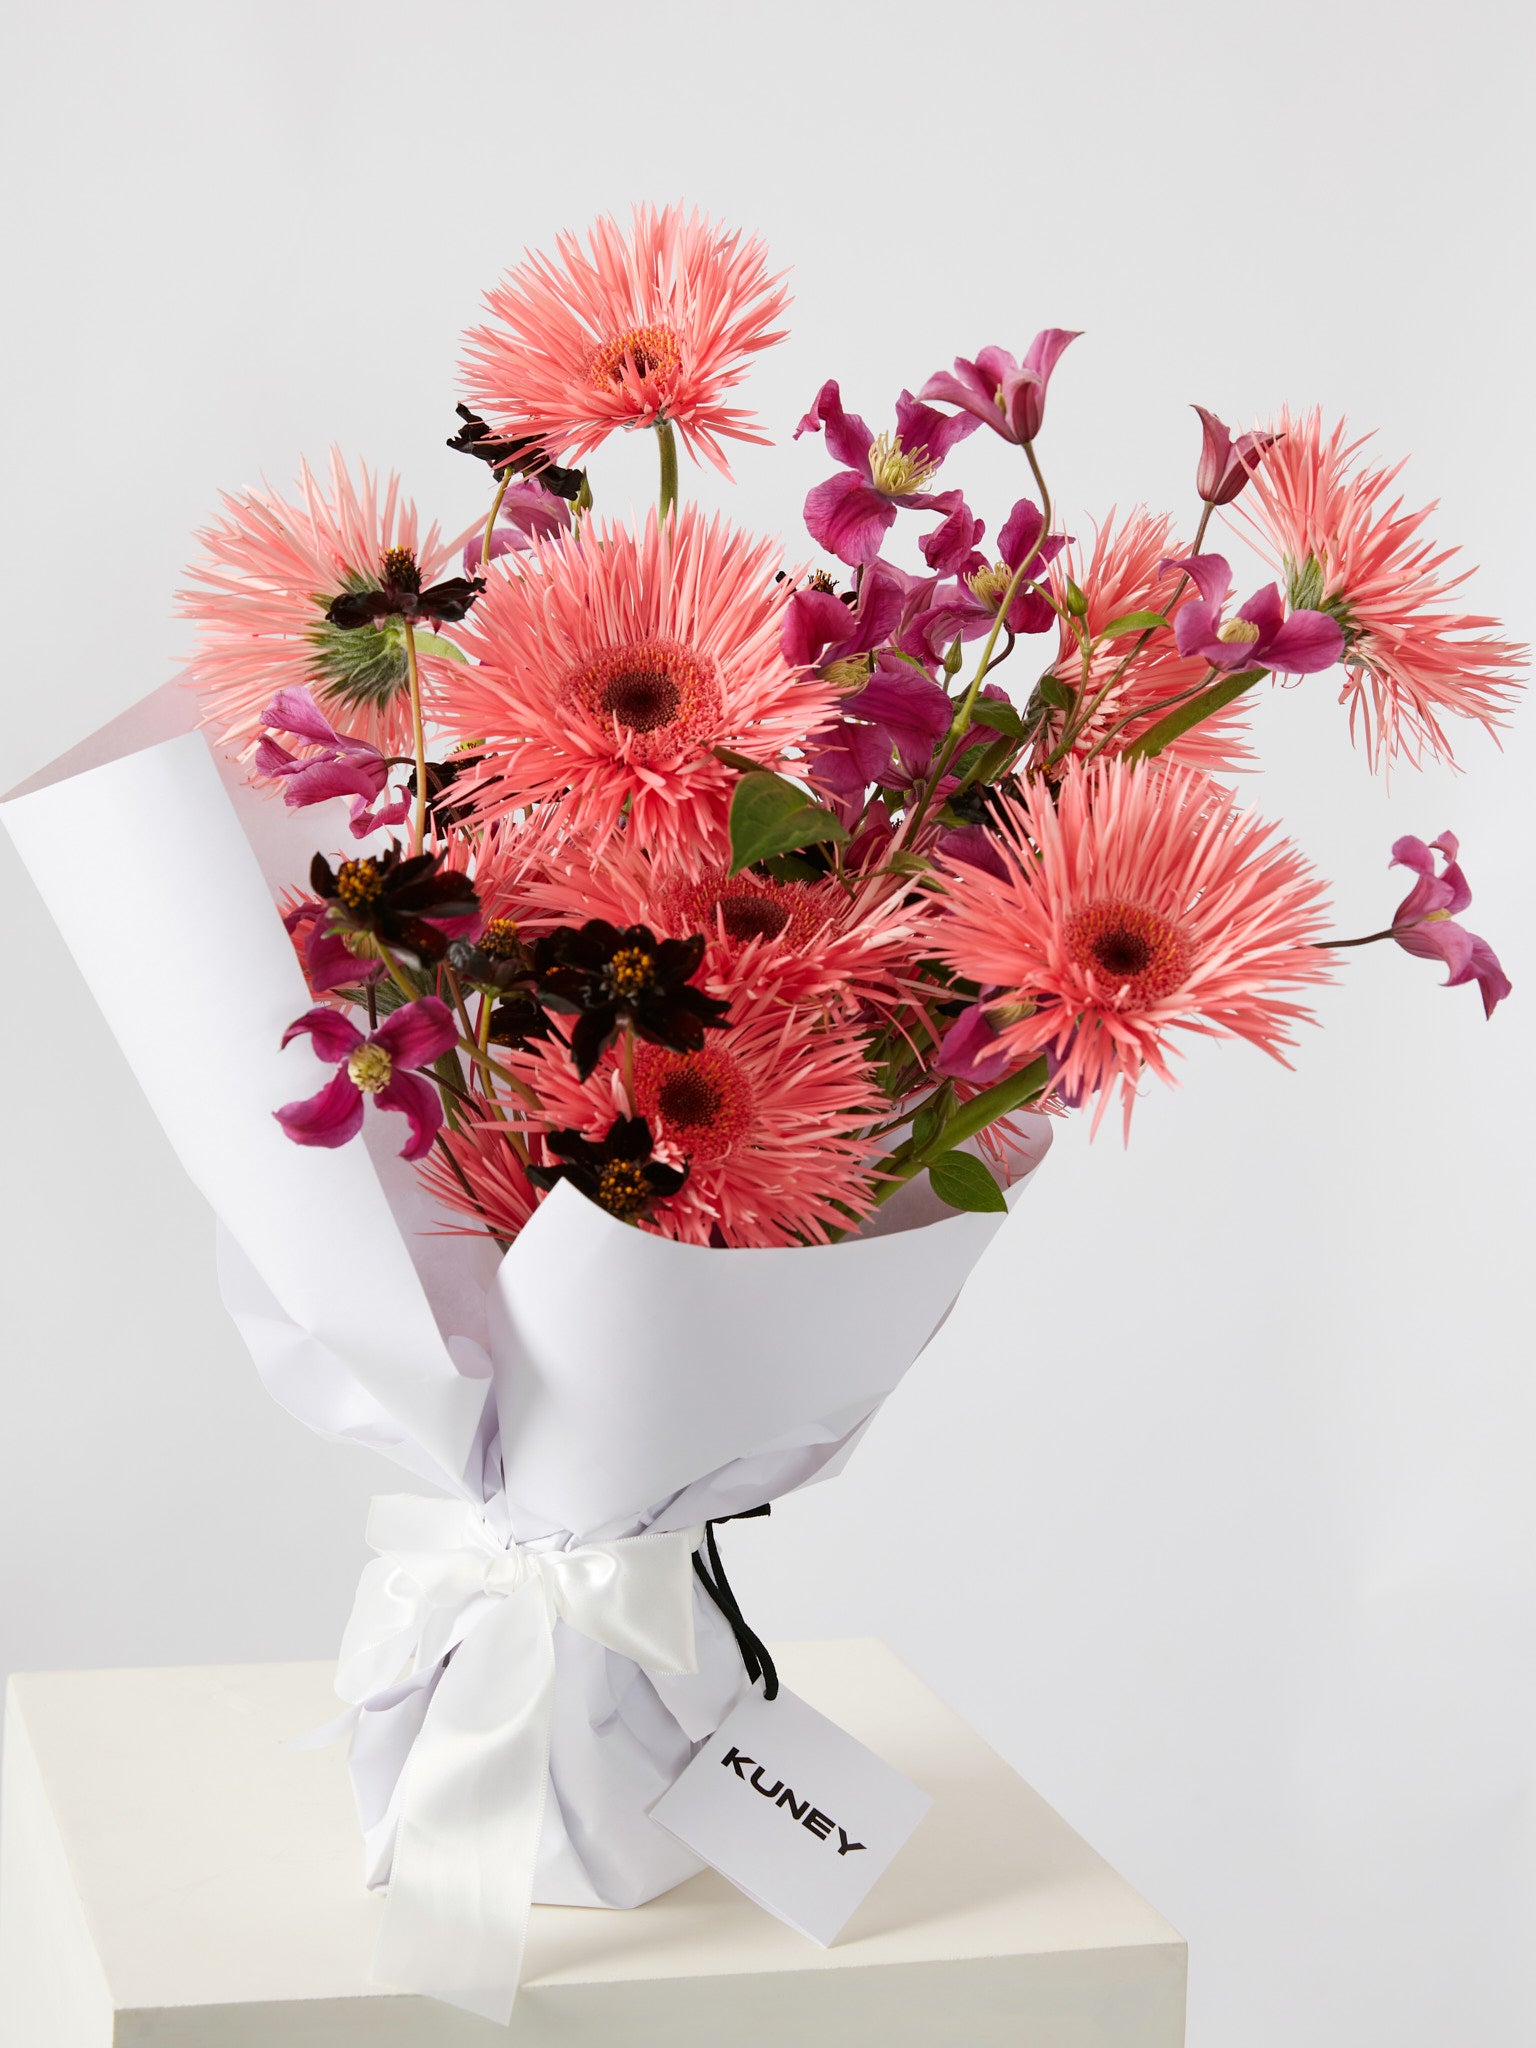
[511,990,882,1247]
[933,760,1332,1134]
[418,1105,540,1245]
[179,451,466,758]
[485,828,919,1016]
[444,508,834,860]
[1041,510,1254,777]
[1236,409,1527,767]
[460,204,790,475]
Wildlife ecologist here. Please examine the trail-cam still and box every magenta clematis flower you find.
[919,497,1066,651]
[1389,833,1511,1017]
[282,897,385,996]
[275,998,458,1159]
[781,559,909,676]
[254,688,410,839]
[1165,554,1344,675]
[795,382,980,566]
[918,330,1081,446]
[935,822,1009,883]
[806,655,954,810]
[935,1000,1014,1085]
[459,480,572,575]
[1192,406,1277,507]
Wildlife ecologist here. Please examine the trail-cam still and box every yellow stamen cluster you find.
[347,1042,394,1095]
[1217,617,1262,645]
[335,857,386,910]
[608,947,656,998]
[807,569,839,594]
[596,1159,651,1218]
[823,654,875,692]
[382,546,416,580]
[966,561,1017,611]
[478,917,521,959]
[867,431,938,498]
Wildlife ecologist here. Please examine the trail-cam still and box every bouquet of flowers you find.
[3,203,1520,2024]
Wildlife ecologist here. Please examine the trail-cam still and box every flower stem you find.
[1315,928,1398,949]
[480,468,514,569]
[403,618,428,856]
[656,418,679,521]
[899,442,1052,849]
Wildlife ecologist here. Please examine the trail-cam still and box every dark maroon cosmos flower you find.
[310,845,480,967]
[532,921,730,1079]
[526,1116,689,1221]
[325,546,484,631]
[446,403,585,500]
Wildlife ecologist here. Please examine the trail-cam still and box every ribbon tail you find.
[372,1581,554,2024]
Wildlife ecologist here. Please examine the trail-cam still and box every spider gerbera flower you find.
[1236,409,1527,767]
[459,204,790,474]
[444,508,834,860]
[511,990,882,1247]
[179,452,467,757]
[933,759,1332,1133]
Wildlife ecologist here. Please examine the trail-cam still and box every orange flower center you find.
[335,857,385,910]
[588,323,683,391]
[596,1159,652,1219]
[1064,901,1194,1004]
[636,1044,754,1162]
[563,637,724,749]
[478,916,521,958]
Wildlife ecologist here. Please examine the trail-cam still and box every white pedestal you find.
[0,1640,1185,2046]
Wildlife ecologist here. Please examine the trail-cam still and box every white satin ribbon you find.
[334,1494,704,2024]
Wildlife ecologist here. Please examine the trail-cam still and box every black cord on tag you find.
[692,1506,779,1701]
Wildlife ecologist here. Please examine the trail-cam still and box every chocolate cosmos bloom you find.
[532,920,730,1079]
[526,1116,689,1220]
[446,404,586,501]
[310,844,480,966]
[447,924,554,1048]
[324,546,484,631]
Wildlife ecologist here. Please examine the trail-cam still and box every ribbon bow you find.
[335,1494,703,2023]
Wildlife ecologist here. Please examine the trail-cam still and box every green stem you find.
[656,419,679,521]
[403,618,428,856]
[1316,928,1398,950]
[900,442,1052,848]
[480,468,514,569]
[871,1059,1050,1206]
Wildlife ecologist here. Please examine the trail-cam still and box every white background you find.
[2,3,1532,2042]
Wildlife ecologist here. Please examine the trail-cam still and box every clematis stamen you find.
[347,1043,394,1094]
[866,431,938,497]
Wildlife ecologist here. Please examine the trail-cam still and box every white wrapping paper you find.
[3,687,1052,2021]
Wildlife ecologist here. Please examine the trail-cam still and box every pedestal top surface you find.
[5,1638,1182,2011]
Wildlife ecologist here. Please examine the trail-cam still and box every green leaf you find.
[934,1058,1049,1153]
[728,771,849,876]
[414,631,470,663]
[1122,668,1265,763]
[1096,609,1167,641]
[1038,675,1074,711]
[927,1150,1006,1213]
[909,1083,953,1156]
[972,698,1026,739]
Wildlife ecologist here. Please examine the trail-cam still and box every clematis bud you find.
[1192,406,1277,506]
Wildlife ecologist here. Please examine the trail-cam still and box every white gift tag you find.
[649,1685,931,1945]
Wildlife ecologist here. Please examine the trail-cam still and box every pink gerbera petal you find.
[933,760,1333,1136]
[1236,408,1527,767]
[442,508,834,862]
[460,205,790,477]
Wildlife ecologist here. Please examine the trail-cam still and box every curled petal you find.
[781,586,860,668]
[893,389,979,465]
[371,995,459,1070]
[274,1068,365,1149]
[803,471,898,566]
[935,1001,1014,1086]
[1264,608,1345,675]
[280,1005,365,1063]
[261,686,346,749]
[374,1067,445,1161]
[794,380,876,473]
[920,491,985,574]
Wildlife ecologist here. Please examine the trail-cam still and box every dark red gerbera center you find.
[563,637,724,753]
[1064,900,1194,1005]
[636,1044,754,1162]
